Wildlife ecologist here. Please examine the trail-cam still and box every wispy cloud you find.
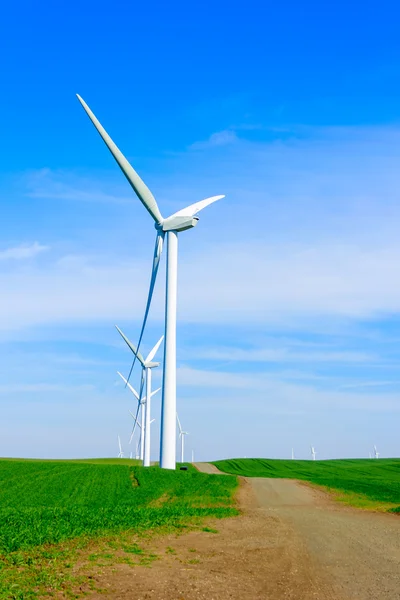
[189,129,238,150]
[191,346,375,364]
[0,383,94,394]
[0,242,49,261]
[339,381,400,389]
[25,168,132,204]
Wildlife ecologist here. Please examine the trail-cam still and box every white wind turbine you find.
[116,328,163,467]
[291,448,295,460]
[117,435,124,458]
[117,371,160,462]
[176,413,189,463]
[77,95,224,469]
[311,446,316,461]
[129,409,156,457]
[374,445,380,459]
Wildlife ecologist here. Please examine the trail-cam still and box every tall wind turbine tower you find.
[374,445,380,459]
[291,448,295,460]
[311,446,316,461]
[77,95,224,470]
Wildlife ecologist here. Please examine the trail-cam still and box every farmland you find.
[0,459,238,598]
[214,458,400,511]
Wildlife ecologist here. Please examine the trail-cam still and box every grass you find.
[214,457,400,512]
[0,458,238,598]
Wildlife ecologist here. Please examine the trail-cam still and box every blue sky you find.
[1,0,400,460]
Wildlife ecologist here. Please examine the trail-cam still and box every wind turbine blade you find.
[138,368,146,401]
[167,195,224,219]
[176,413,183,435]
[150,387,161,398]
[115,326,146,367]
[145,335,164,363]
[129,410,141,428]
[117,371,140,399]
[76,95,163,225]
[129,403,141,443]
[150,418,156,424]
[125,232,164,382]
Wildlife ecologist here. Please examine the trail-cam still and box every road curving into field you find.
[196,463,400,599]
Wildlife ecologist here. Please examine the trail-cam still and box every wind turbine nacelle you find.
[146,361,160,368]
[162,216,199,232]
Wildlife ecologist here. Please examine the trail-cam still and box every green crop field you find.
[214,458,400,512]
[0,459,238,599]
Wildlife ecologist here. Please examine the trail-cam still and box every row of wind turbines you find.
[115,329,189,464]
[76,95,223,469]
[291,445,381,460]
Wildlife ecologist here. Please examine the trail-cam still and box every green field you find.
[0,459,238,599]
[214,458,400,512]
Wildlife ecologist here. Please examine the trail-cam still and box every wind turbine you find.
[291,448,295,460]
[117,371,160,462]
[374,445,380,459]
[116,328,163,467]
[117,435,124,458]
[311,446,316,461]
[77,95,224,469]
[176,413,189,463]
[129,410,156,458]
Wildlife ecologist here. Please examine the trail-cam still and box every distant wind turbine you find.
[129,408,156,460]
[118,435,124,458]
[77,94,224,469]
[374,445,380,459]
[291,448,295,460]
[117,371,160,462]
[116,329,163,467]
[311,446,316,461]
[176,413,189,463]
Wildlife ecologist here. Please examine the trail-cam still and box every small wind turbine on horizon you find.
[311,446,316,461]
[117,435,124,458]
[77,94,224,470]
[176,413,189,463]
[291,448,295,460]
[374,445,380,459]
[116,328,163,467]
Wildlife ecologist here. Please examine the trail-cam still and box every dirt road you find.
[198,463,400,599]
[88,463,400,600]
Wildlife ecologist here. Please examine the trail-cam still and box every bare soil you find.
[85,463,400,600]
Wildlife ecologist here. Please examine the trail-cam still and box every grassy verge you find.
[213,458,400,512]
[0,459,238,599]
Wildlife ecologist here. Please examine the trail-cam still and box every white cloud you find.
[0,242,48,261]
